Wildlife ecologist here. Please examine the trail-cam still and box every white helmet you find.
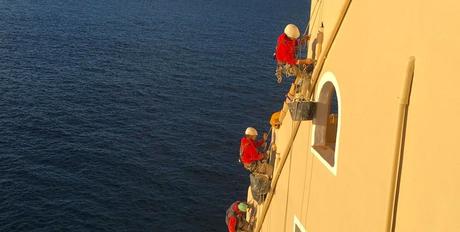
[284,24,300,39]
[245,127,258,136]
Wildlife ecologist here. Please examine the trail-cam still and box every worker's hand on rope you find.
[300,35,310,44]
[263,132,268,141]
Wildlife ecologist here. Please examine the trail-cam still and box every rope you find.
[254,120,302,232]
[267,127,278,166]
[263,127,273,152]
[307,0,352,101]
[297,0,324,67]
[303,0,323,36]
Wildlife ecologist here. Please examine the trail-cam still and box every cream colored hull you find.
[247,0,460,231]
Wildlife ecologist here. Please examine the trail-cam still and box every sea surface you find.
[0,0,310,231]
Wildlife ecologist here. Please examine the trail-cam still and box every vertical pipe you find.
[388,57,416,232]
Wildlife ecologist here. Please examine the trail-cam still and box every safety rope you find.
[261,127,273,153]
[307,0,352,101]
[297,0,323,60]
[303,0,323,37]
[253,120,301,232]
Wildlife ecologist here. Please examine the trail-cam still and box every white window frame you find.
[310,71,341,176]
[293,216,307,232]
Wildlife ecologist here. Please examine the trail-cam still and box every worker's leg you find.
[237,219,251,232]
[254,162,274,178]
[243,162,257,173]
[276,64,299,84]
[286,64,299,77]
[287,82,296,101]
[297,70,311,98]
[278,81,296,123]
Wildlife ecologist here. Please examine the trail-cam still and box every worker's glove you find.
[301,35,311,44]
[263,132,269,141]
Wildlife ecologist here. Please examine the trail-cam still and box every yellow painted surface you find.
[394,1,460,230]
[247,0,460,231]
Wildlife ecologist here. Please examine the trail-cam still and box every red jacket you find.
[275,33,298,65]
[240,137,264,164]
[226,201,245,232]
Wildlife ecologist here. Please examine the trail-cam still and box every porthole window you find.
[311,72,341,175]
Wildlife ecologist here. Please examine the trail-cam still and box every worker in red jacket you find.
[240,127,273,176]
[225,201,251,232]
[274,24,313,83]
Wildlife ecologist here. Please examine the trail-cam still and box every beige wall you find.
[394,1,460,231]
[255,0,460,231]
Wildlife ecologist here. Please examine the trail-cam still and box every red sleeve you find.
[227,216,237,232]
[248,143,263,161]
[254,139,265,147]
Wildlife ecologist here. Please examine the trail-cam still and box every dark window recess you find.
[312,81,339,167]
[295,224,302,232]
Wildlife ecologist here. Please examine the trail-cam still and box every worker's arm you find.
[254,133,269,147]
[296,58,313,65]
[227,217,237,232]
[246,143,264,162]
[300,35,311,44]
[254,140,264,147]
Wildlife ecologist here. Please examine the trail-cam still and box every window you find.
[293,216,307,232]
[311,72,341,175]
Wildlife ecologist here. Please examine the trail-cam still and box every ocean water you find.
[0,0,310,231]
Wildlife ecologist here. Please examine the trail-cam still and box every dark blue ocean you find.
[0,0,309,231]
